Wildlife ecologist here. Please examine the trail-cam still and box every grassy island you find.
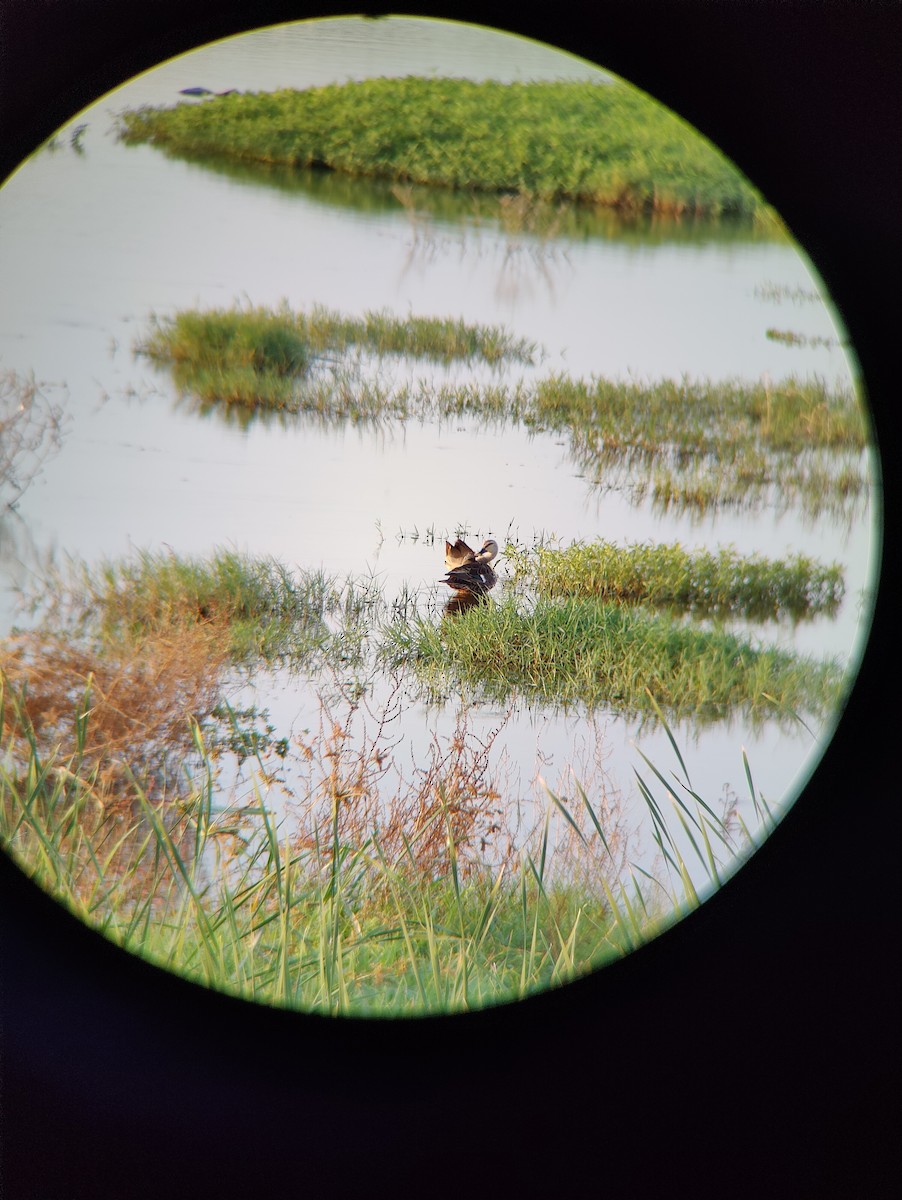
[118,77,766,218]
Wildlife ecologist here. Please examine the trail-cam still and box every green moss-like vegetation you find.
[504,539,845,621]
[385,596,844,720]
[118,77,766,217]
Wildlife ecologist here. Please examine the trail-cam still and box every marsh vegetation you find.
[2,520,846,1013]
[137,304,867,519]
[0,609,765,1013]
[1,312,867,1016]
[0,17,874,1016]
[1,304,866,1015]
[136,304,538,412]
[118,77,768,218]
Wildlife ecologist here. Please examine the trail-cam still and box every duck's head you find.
[477,538,500,563]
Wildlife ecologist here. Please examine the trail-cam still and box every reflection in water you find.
[0,371,67,512]
[443,591,488,617]
[122,143,782,249]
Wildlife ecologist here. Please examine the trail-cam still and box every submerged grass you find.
[384,596,844,721]
[117,77,766,218]
[504,538,845,620]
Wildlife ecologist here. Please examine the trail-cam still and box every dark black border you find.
[2,4,899,1197]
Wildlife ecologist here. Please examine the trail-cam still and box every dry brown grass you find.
[1,622,228,809]
[0,622,233,915]
[0,370,66,510]
[285,680,517,883]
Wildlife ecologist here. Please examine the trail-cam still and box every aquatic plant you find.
[533,372,866,458]
[384,596,844,720]
[0,675,634,1013]
[29,548,342,667]
[504,538,845,621]
[117,77,767,218]
[532,372,869,516]
[137,304,538,411]
[292,304,538,364]
[23,541,849,721]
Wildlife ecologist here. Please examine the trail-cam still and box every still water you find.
[0,17,876,882]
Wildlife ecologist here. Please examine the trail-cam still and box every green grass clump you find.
[137,303,538,411]
[532,372,869,515]
[385,597,843,720]
[293,304,538,365]
[51,548,340,666]
[138,307,311,410]
[118,77,765,217]
[505,539,845,620]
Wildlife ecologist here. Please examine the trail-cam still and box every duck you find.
[439,538,499,597]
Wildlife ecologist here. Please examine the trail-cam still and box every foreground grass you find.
[504,538,845,621]
[385,596,844,721]
[0,541,810,1013]
[0,673,757,1015]
[118,77,766,218]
